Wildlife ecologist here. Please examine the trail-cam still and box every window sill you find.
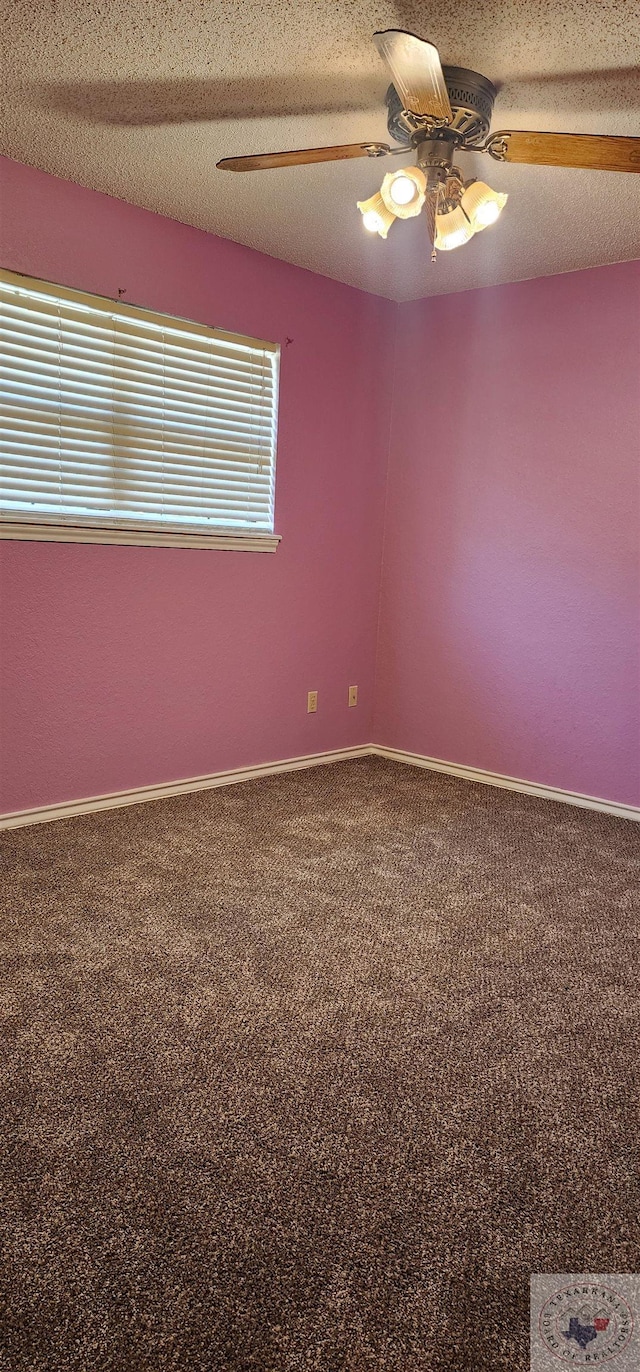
[0,520,281,552]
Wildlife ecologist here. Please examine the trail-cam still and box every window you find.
[0,269,280,551]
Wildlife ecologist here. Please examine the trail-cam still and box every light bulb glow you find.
[435,206,475,251]
[356,192,396,238]
[444,229,469,249]
[475,199,501,226]
[362,210,382,233]
[460,181,508,231]
[389,174,416,206]
[380,167,426,219]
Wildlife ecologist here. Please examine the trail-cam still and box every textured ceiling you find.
[1,0,639,300]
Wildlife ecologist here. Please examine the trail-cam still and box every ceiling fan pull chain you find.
[425,185,439,263]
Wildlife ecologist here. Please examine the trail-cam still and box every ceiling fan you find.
[217,29,640,259]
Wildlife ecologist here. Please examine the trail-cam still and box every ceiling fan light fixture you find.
[461,180,508,230]
[434,205,476,251]
[216,30,640,276]
[357,191,396,238]
[380,166,427,218]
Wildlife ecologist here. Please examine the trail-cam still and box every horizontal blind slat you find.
[1,481,270,514]
[0,344,274,394]
[0,304,273,370]
[0,293,274,356]
[0,437,271,470]
[3,503,272,529]
[1,465,271,493]
[1,356,275,405]
[0,406,274,452]
[0,391,274,434]
[0,450,271,481]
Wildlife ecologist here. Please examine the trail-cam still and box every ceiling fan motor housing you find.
[414,134,458,184]
[386,66,497,148]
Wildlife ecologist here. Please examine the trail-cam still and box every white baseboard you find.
[0,745,371,830]
[2,742,638,830]
[370,745,640,823]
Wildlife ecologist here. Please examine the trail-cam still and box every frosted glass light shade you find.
[435,206,476,251]
[461,181,508,230]
[357,191,396,238]
[380,167,427,219]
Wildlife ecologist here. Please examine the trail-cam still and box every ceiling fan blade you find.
[372,29,452,122]
[217,142,391,171]
[485,130,640,173]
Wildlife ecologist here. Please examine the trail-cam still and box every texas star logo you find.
[539,1283,634,1364]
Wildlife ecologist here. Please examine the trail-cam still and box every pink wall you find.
[375,262,640,807]
[0,157,396,813]
[1,158,638,815]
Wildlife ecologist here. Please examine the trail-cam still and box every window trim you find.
[0,517,280,551]
[0,268,281,552]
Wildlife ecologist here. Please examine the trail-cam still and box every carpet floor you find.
[1,756,639,1370]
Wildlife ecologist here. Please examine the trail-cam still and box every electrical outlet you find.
[307,690,318,713]
[348,685,358,707]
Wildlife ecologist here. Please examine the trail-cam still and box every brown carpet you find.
[1,756,639,1370]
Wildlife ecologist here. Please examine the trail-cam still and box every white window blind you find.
[0,269,280,549]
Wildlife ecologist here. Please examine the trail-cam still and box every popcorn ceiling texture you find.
[1,0,638,300]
